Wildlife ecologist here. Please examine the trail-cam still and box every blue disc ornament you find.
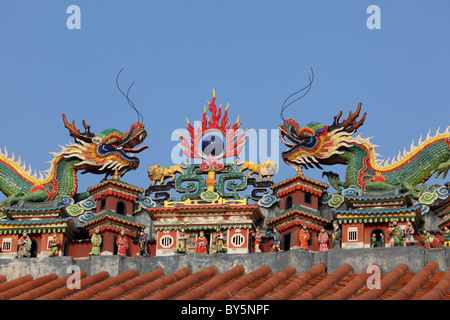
[199,130,225,158]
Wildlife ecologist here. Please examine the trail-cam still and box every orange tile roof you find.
[271,174,330,191]
[0,262,449,301]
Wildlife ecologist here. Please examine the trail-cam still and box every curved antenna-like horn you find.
[116,68,144,123]
[280,67,314,121]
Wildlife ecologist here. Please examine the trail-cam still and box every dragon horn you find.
[62,114,95,142]
[82,120,92,134]
[329,102,367,133]
[62,114,81,139]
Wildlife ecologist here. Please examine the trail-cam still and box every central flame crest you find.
[178,90,248,160]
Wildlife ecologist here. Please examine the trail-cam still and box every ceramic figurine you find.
[318,228,329,252]
[195,231,208,254]
[89,228,102,256]
[331,221,341,249]
[213,228,227,253]
[299,225,310,250]
[116,230,128,257]
[49,232,60,257]
[267,228,281,252]
[404,221,417,246]
[177,228,188,253]
[137,231,150,257]
[250,226,262,252]
[16,231,32,258]
[441,226,450,247]
[420,230,432,249]
[380,233,385,247]
[388,221,403,247]
[370,233,377,248]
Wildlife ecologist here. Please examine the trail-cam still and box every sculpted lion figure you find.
[147,162,188,185]
[235,159,278,181]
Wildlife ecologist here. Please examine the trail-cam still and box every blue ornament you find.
[201,133,224,157]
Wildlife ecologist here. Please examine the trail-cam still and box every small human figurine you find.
[250,226,262,252]
[331,221,341,249]
[318,228,329,252]
[16,231,32,258]
[388,220,403,247]
[370,233,378,248]
[213,228,227,253]
[380,233,385,247]
[267,228,281,252]
[299,225,310,250]
[404,221,416,246]
[137,231,150,257]
[441,226,450,247]
[177,228,187,253]
[420,230,432,249]
[267,227,281,252]
[49,232,60,257]
[116,230,128,257]
[195,231,208,254]
[89,228,102,256]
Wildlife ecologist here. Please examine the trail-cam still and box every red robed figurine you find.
[195,231,208,254]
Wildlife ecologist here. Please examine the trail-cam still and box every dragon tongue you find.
[122,145,148,153]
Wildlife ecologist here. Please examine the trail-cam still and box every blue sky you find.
[0,1,449,200]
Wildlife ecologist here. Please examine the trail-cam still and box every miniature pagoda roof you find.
[87,179,144,200]
[345,193,413,208]
[430,196,450,216]
[332,207,420,216]
[266,208,331,232]
[433,196,450,229]
[2,204,69,222]
[0,217,75,236]
[271,174,329,197]
[82,209,146,236]
[331,206,423,225]
[4,206,65,213]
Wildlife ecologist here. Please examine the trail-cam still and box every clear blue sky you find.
[0,1,449,199]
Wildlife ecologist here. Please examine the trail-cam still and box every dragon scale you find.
[332,131,450,191]
[0,148,79,202]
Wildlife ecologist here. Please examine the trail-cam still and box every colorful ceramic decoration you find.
[89,229,102,255]
[48,233,60,257]
[279,103,450,198]
[0,115,147,208]
[236,160,278,181]
[146,92,277,204]
[178,90,247,160]
[15,231,32,258]
[116,230,129,257]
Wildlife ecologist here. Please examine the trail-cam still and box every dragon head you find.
[62,114,148,178]
[279,103,366,171]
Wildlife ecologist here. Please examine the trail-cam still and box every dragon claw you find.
[322,171,346,194]
[433,160,450,180]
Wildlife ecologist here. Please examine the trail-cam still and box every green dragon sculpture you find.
[0,114,147,207]
[279,103,450,197]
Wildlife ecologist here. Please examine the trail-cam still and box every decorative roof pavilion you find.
[266,174,331,251]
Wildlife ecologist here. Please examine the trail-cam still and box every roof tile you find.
[0,261,448,300]
[37,271,109,300]
[118,267,191,300]
[64,270,138,300]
